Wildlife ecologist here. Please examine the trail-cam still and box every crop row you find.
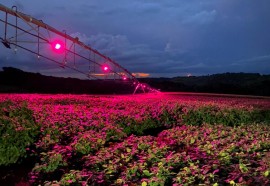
[0,93,269,185]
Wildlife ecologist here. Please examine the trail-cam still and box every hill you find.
[140,73,270,96]
[0,67,135,94]
[0,67,270,96]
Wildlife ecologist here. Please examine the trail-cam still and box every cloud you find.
[228,55,270,74]
[183,10,217,25]
[235,55,270,64]
[164,42,171,52]
[70,32,130,55]
[1,0,270,77]
[69,32,158,67]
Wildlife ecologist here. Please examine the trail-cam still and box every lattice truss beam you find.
[0,4,159,93]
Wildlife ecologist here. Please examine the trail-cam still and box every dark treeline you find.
[1,67,270,96]
[141,73,270,96]
[0,67,135,94]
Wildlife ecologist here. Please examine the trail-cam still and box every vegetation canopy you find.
[0,93,269,185]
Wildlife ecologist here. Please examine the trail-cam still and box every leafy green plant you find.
[118,117,162,136]
[0,101,40,166]
[33,152,67,173]
[1,94,270,185]
[60,170,82,185]
[181,106,269,126]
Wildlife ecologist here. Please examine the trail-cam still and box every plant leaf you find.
[264,170,269,177]
[190,137,195,144]
[143,170,151,177]
[142,181,147,186]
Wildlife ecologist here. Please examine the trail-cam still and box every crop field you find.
[0,93,270,186]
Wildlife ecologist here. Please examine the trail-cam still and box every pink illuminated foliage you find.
[0,93,269,185]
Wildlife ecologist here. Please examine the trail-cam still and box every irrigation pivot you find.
[0,4,159,94]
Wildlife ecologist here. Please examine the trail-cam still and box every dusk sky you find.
[1,0,270,78]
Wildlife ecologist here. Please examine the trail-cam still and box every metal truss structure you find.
[0,4,159,94]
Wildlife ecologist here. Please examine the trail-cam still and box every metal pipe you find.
[0,18,48,43]
[11,43,99,79]
[37,26,40,57]
[4,11,7,40]
[12,6,17,52]
[0,3,136,80]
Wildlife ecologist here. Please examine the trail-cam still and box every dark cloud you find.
[1,0,270,77]
[182,10,217,25]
